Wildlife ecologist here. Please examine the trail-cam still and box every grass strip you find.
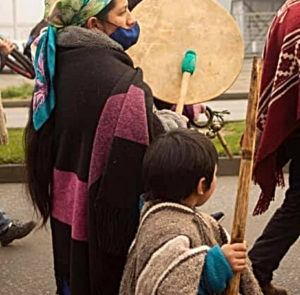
[0,121,246,164]
[1,83,33,100]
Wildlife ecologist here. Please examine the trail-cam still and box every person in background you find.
[0,208,36,247]
[249,1,300,294]
[0,38,36,247]
[0,38,14,71]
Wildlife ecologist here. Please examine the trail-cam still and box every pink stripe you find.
[115,85,149,146]
[88,93,125,187]
[88,85,149,187]
[52,169,88,241]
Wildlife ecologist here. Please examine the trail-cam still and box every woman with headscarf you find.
[25,0,187,294]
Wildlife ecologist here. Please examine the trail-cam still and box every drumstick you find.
[176,50,197,114]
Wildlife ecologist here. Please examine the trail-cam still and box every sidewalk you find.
[222,57,252,96]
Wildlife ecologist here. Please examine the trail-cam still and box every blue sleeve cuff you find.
[199,245,233,294]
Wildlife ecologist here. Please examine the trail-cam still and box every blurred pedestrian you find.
[0,38,36,247]
[0,208,36,247]
[249,1,300,294]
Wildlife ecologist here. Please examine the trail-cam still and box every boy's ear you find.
[196,177,207,195]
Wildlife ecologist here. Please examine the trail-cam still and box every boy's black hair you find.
[143,129,218,202]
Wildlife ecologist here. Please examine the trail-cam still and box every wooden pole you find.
[176,72,191,114]
[216,132,233,159]
[225,56,262,294]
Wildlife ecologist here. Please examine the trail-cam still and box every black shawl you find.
[50,25,162,295]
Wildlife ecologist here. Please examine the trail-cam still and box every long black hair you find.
[24,0,116,225]
[25,106,55,225]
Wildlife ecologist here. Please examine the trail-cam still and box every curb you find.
[215,92,248,101]
[217,157,241,176]
[0,164,26,183]
[2,100,30,108]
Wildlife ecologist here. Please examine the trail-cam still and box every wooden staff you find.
[225,56,262,294]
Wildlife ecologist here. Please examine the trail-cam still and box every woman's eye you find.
[122,8,130,15]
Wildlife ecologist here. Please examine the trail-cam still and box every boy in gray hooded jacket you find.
[120,129,262,295]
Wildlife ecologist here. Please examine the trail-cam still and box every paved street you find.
[0,176,299,294]
[0,183,55,294]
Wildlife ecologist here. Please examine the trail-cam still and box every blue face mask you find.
[109,22,140,50]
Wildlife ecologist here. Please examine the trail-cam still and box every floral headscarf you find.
[33,0,112,130]
[45,0,111,27]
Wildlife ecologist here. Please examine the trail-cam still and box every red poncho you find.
[253,0,300,215]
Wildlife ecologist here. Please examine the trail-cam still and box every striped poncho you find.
[119,201,262,295]
[253,0,300,214]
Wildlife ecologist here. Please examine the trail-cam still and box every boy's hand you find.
[0,39,15,56]
[221,243,247,273]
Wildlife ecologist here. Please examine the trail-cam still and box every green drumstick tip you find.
[181,50,197,75]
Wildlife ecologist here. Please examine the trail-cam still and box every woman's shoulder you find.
[56,46,140,86]
[59,45,133,68]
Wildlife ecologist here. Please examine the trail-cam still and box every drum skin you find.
[128,0,244,104]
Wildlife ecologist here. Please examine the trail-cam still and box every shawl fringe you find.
[253,170,285,215]
[95,200,139,255]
